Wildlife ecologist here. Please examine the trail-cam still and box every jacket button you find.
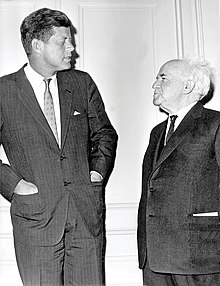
[64,181,71,186]
[60,155,67,161]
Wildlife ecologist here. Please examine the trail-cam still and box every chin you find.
[153,99,160,106]
[58,63,72,71]
[64,62,72,69]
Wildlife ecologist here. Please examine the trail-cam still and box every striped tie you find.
[166,115,178,143]
[43,78,58,142]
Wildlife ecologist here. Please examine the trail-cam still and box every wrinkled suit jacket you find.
[0,65,118,246]
[138,102,220,274]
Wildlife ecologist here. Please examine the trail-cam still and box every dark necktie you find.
[166,115,178,143]
[43,78,59,142]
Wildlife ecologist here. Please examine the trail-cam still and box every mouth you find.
[153,92,161,102]
[63,56,71,62]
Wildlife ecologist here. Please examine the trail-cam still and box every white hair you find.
[182,57,214,98]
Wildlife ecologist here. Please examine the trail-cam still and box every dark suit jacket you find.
[138,102,220,274]
[0,65,117,246]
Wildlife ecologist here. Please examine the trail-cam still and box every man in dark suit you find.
[0,7,117,286]
[137,58,220,285]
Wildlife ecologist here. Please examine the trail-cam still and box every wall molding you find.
[0,0,33,8]
[174,0,205,58]
[107,228,136,236]
[106,202,138,233]
[0,202,138,235]
[0,205,10,211]
[194,0,204,56]
[174,0,184,58]
[107,202,137,209]
[0,259,16,265]
[77,2,155,70]
[0,234,12,239]
[106,284,142,286]
[107,254,137,261]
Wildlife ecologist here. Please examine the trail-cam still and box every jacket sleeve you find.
[215,123,220,168]
[0,102,22,202]
[85,73,118,181]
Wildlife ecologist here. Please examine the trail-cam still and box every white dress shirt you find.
[165,102,197,144]
[24,64,61,147]
[24,64,102,181]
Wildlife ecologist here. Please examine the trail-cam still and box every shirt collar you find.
[24,63,57,89]
[169,102,197,122]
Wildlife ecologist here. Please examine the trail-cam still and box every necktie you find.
[166,115,178,143]
[43,78,58,142]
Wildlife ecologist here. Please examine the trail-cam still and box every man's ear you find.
[31,39,44,54]
[183,80,195,94]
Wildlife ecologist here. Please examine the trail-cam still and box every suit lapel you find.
[57,71,75,150]
[153,121,167,168]
[15,67,57,144]
[153,102,203,173]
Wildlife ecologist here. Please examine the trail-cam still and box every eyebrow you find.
[64,36,72,41]
[156,73,166,79]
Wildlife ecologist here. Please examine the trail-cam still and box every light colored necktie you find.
[43,78,59,142]
[166,115,178,143]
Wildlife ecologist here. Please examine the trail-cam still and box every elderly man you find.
[138,58,220,285]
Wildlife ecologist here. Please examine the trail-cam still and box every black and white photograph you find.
[0,0,220,285]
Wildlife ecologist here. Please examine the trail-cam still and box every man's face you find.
[152,60,186,113]
[41,26,74,75]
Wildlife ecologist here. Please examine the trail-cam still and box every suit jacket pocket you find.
[70,110,87,120]
[11,193,46,217]
[189,216,220,231]
[91,182,104,213]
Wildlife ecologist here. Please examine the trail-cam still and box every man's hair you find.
[182,57,214,98]
[20,7,72,56]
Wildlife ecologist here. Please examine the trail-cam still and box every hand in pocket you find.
[14,179,38,195]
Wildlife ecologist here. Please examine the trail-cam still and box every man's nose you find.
[152,80,159,89]
[67,42,75,52]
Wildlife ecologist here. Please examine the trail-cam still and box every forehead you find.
[50,26,71,39]
[158,61,184,78]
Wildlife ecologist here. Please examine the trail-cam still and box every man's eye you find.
[162,77,168,81]
[58,39,71,46]
[58,41,65,45]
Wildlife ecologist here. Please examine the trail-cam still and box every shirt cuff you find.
[90,171,103,182]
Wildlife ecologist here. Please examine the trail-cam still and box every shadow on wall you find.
[70,25,79,69]
[200,80,215,105]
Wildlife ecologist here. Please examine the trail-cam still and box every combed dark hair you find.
[20,7,72,56]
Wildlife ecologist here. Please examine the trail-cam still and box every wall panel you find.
[1,0,219,285]
[62,1,178,284]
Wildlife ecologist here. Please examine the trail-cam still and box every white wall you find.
[0,0,220,285]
